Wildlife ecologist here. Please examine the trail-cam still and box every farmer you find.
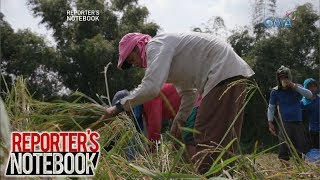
[112,83,181,151]
[101,32,254,174]
[111,89,144,133]
[301,78,319,149]
[267,66,313,161]
[139,83,180,144]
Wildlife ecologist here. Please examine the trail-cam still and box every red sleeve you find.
[161,83,181,118]
[143,97,162,142]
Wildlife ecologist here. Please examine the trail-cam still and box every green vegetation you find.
[1,77,319,179]
[1,0,319,179]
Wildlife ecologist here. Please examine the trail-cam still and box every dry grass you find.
[1,77,319,179]
[255,153,320,179]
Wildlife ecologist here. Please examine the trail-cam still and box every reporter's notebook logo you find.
[66,10,99,22]
[5,130,100,177]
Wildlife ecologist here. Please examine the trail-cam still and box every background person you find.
[267,66,312,161]
[141,83,181,144]
[112,83,181,151]
[301,78,319,149]
[111,89,144,133]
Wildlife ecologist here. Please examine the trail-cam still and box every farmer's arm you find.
[101,44,174,120]
[120,42,175,111]
[267,90,277,136]
[294,84,312,99]
[282,80,312,99]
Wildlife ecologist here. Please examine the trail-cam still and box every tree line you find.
[1,0,318,152]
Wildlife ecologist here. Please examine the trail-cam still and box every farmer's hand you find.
[268,121,277,136]
[100,106,118,120]
[282,79,297,89]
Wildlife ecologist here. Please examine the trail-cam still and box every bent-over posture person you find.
[101,32,254,174]
[112,83,181,151]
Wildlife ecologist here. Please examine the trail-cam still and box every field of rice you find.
[0,77,319,179]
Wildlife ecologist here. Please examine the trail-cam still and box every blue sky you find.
[2,0,319,45]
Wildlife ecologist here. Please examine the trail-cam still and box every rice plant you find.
[1,76,319,179]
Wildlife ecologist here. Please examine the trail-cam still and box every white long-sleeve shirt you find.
[121,32,255,123]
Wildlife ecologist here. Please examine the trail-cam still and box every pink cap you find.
[118,32,151,69]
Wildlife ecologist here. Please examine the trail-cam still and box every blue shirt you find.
[133,105,144,133]
[301,96,320,132]
[269,89,303,122]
